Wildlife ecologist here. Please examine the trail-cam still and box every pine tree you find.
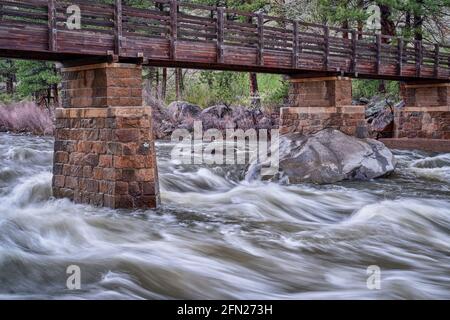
[15,60,60,106]
[0,59,17,95]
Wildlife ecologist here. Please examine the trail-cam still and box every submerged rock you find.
[248,128,396,184]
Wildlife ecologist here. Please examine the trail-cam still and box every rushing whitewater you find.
[0,133,449,299]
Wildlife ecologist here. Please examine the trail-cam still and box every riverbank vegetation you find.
[0,0,448,135]
[0,102,53,135]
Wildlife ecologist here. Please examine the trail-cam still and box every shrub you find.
[353,79,400,101]
[0,101,54,135]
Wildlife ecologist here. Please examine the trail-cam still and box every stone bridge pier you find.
[280,76,367,137]
[395,82,450,139]
[52,63,160,209]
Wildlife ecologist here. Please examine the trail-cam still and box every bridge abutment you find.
[395,82,450,139]
[280,77,366,137]
[52,63,160,209]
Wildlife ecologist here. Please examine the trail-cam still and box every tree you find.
[161,68,167,101]
[175,68,183,101]
[192,0,271,109]
[15,60,60,106]
[0,59,17,95]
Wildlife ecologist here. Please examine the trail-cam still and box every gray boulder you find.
[394,100,405,110]
[201,104,233,118]
[167,101,202,122]
[247,128,396,184]
[370,107,394,137]
[359,97,370,104]
[365,95,393,119]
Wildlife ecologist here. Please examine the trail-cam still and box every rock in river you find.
[248,128,396,184]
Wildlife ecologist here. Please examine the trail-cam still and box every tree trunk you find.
[342,20,349,39]
[47,88,52,107]
[380,4,396,42]
[413,12,423,41]
[5,59,15,95]
[175,68,182,101]
[378,4,395,93]
[155,68,160,99]
[52,83,59,106]
[405,11,411,31]
[52,63,58,106]
[378,80,386,94]
[6,74,14,95]
[249,72,261,109]
[146,67,160,98]
[357,0,364,40]
[161,68,167,101]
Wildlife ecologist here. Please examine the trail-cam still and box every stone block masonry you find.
[395,83,450,139]
[52,63,160,209]
[280,77,366,137]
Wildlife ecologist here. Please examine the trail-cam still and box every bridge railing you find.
[0,0,449,79]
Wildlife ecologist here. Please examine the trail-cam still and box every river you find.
[0,133,449,299]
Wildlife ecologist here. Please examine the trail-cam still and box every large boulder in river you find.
[167,101,202,122]
[248,128,396,184]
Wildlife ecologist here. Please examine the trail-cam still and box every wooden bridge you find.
[0,0,449,82]
[2,0,449,210]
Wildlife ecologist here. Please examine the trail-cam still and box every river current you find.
[0,133,449,299]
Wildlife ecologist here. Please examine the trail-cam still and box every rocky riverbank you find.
[358,95,403,139]
[0,100,280,139]
[152,101,280,139]
[0,95,400,140]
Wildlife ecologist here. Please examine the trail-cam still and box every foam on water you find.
[0,133,449,299]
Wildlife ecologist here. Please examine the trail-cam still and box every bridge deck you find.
[0,0,449,81]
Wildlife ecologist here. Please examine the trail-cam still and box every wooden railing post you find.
[434,44,440,78]
[216,7,224,63]
[323,26,329,70]
[114,0,123,56]
[48,0,57,52]
[415,40,422,77]
[375,34,381,74]
[351,30,357,73]
[170,0,178,60]
[397,37,403,76]
[257,13,264,66]
[292,21,299,68]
